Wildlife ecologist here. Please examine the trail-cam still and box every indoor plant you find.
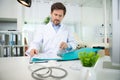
[43,16,50,24]
[78,52,99,67]
[78,52,100,80]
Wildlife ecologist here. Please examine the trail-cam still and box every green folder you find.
[31,48,101,63]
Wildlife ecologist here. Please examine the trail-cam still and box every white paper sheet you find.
[32,52,62,59]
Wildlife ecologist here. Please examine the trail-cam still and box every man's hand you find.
[59,42,68,50]
[30,49,38,57]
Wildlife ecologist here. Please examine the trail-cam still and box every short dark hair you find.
[51,2,66,15]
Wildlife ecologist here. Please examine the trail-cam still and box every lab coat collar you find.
[47,22,64,34]
[48,21,64,29]
[50,21,61,28]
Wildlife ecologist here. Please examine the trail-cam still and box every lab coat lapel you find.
[43,23,59,52]
[46,22,67,38]
[47,22,56,34]
[57,24,67,37]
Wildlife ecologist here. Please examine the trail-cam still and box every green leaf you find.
[43,16,50,24]
[78,52,100,67]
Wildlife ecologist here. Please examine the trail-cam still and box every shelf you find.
[0,18,17,23]
[0,31,26,57]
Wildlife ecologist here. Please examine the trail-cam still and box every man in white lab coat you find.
[26,2,77,58]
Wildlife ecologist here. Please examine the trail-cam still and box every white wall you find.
[81,7,103,27]
[0,22,17,31]
[24,3,51,23]
[81,7,104,43]
[0,0,18,31]
[0,0,17,18]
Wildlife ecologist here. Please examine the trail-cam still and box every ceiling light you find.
[17,0,31,7]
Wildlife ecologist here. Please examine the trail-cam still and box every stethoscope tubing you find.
[31,66,68,80]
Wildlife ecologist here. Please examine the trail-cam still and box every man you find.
[26,2,77,58]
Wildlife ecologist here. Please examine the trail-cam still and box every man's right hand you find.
[30,49,38,57]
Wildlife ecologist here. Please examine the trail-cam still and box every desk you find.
[0,56,120,80]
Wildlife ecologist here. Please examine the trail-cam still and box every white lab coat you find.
[26,22,77,58]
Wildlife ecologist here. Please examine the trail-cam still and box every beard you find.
[53,19,60,25]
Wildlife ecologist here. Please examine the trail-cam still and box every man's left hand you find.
[59,42,68,50]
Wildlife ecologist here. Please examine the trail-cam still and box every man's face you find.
[51,9,64,25]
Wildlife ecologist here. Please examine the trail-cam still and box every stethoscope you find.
[31,67,67,80]
[29,63,68,80]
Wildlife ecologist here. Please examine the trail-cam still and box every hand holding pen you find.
[30,49,38,57]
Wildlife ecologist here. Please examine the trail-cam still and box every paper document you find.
[30,53,62,63]
[33,53,61,59]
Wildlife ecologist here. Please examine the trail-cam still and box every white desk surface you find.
[0,56,120,80]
